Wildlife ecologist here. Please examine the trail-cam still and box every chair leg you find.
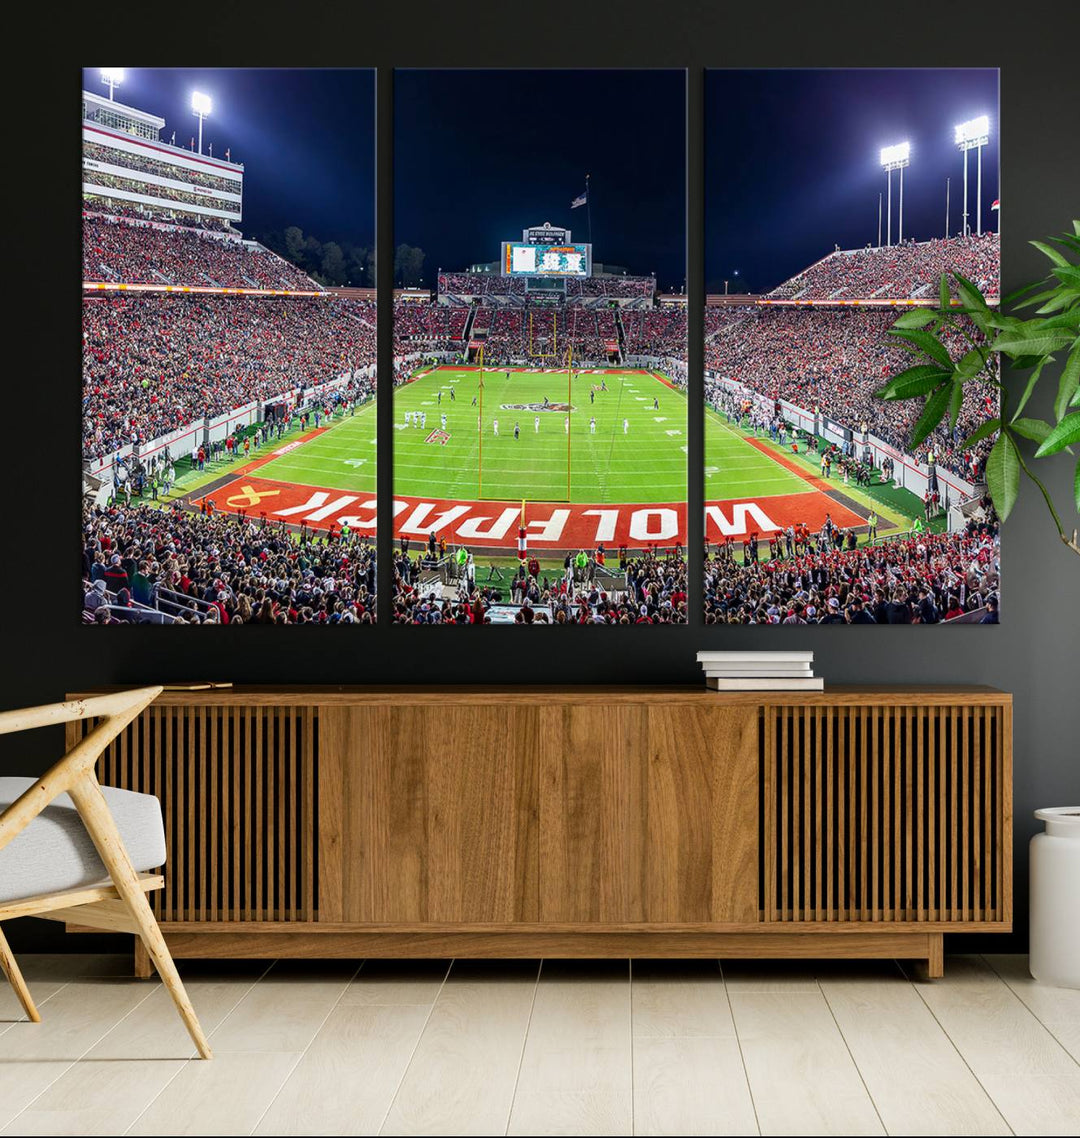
[69,777,213,1059]
[0,924,40,1023]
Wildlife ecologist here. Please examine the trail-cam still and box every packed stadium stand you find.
[394,547,688,625]
[83,502,376,625]
[704,305,997,480]
[703,522,999,626]
[83,293,375,461]
[83,215,320,290]
[765,233,1000,301]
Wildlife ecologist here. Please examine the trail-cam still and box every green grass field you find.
[253,403,378,493]
[704,411,809,499]
[393,367,687,503]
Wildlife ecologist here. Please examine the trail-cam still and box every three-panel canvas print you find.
[81,66,1000,627]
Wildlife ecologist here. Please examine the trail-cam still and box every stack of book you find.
[697,651,822,691]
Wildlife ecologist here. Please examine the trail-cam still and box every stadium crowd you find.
[766,234,1000,300]
[703,517,1000,625]
[705,306,997,479]
[437,272,656,302]
[84,141,237,193]
[83,294,376,460]
[393,546,688,624]
[83,196,234,232]
[83,502,375,625]
[83,215,318,289]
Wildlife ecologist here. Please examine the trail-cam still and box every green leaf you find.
[948,381,965,430]
[1009,417,1052,444]
[1035,289,1080,315]
[940,273,951,312]
[1011,358,1047,421]
[954,348,987,381]
[888,328,955,369]
[1052,265,1080,288]
[892,309,937,329]
[875,365,952,401]
[952,274,992,334]
[986,433,1020,521]
[1034,412,1080,457]
[1057,343,1080,422]
[961,418,1001,449]
[910,384,952,450]
[1003,279,1051,306]
[994,329,1074,358]
[1031,240,1070,268]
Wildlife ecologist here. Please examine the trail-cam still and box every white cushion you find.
[0,777,166,904]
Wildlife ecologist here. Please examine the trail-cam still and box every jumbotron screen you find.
[502,242,591,277]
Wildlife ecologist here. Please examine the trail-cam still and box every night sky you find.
[81,68,376,247]
[394,70,687,290]
[706,68,1000,295]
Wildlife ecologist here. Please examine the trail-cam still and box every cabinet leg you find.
[927,933,944,979]
[134,937,151,979]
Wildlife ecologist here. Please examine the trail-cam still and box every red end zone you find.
[204,477,862,549]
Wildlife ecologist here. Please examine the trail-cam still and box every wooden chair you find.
[0,686,211,1059]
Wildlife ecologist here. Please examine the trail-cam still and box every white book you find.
[702,661,813,672]
[704,667,813,678]
[706,677,824,691]
[696,650,814,663]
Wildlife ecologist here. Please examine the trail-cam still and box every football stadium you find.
[81,73,378,626]
[390,68,689,625]
[702,68,1002,626]
[390,232,689,625]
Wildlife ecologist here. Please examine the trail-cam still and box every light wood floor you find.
[1,953,1077,1136]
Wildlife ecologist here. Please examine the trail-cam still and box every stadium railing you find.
[155,588,216,623]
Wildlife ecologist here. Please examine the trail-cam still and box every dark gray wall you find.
[5,2,1078,953]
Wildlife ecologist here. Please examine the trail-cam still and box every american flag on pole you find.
[571,188,588,209]
[991,199,1000,211]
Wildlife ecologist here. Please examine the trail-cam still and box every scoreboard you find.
[502,242,591,277]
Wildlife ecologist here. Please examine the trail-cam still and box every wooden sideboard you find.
[66,686,1012,977]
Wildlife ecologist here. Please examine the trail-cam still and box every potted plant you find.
[874,219,1079,555]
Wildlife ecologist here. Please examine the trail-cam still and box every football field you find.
[252,403,377,493]
[705,404,911,544]
[190,369,915,553]
[394,366,686,504]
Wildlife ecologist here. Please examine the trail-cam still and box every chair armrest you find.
[0,687,162,737]
[0,686,162,852]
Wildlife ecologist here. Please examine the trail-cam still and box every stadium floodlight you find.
[880,141,911,246]
[191,91,212,153]
[100,69,125,100]
[955,115,991,236]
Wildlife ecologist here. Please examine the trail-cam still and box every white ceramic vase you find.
[1029,807,1080,989]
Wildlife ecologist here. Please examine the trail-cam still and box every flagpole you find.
[585,173,592,248]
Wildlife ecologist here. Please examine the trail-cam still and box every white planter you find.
[1029,807,1080,989]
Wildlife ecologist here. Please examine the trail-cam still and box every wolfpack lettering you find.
[274,491,358,521]
[629,508,679,542]
[457,508,520,541]
[336,500,378,530]
[525,509,571,543]
[705,503,781,536]
[397,501,471,535]
[582,509,620,542]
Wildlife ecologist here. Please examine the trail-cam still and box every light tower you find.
[100,69,125,101]
[191,91,212,155]
[880,142,911,247]
[955,115,990,237]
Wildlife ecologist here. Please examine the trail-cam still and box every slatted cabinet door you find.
[762,701,1009,926]
[71,702,318,924]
